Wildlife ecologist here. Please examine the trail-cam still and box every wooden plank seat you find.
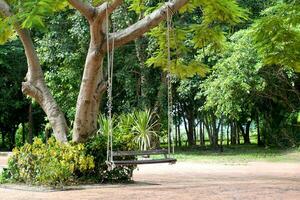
[111,149,169,157]
[113,158,177,166]
[108,149,177,166]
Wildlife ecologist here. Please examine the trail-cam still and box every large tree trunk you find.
[226,125,229,146]
[238,121,251,144]
[230,122,236,145]
[177,123,182,147]
[220,123,224,152]
[236,123,240,145]
[199,121,205,146]
[187,116,195,146]
[72,46,106,142]
[256,113,263,146]
[244,121,251,144]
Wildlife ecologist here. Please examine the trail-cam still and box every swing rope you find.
[106,2,115,168]
[106,1,175,168]
[166,1,175,156]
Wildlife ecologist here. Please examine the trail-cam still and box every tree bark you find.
[256,113,263,146]
[199,121,205,146]
[244,121,251,144]
[236,122,240,145]
[187,115,195,146]
[226,125,229,146]
[238,121,251,144]
[230,122,236,145]
[178,123,182,147]
[220,123,224,152]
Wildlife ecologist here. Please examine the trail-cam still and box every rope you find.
[106,2,115,168]
[105,1,175,167]
[166,2,174,157]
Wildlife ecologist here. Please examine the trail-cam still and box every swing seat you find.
[108,149,177,167]
[113,158,177,165]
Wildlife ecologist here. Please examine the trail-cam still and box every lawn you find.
[169,145,300,164]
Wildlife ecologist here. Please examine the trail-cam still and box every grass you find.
[166,145,300,164]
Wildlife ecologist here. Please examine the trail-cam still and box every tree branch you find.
[68,0,95,21]
[96,0,123,17]
[102,0,188,51]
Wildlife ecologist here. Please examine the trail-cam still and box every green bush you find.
[2,134,136,186]
[85,134,135,183]
[98,110,159,151]
[3,137,95,186]
[1,111,158,186]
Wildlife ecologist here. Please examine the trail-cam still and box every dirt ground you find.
[0,155,300,200]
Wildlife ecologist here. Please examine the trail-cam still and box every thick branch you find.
[102,0,189,51]
[22,82,43,103]
[18,28,68,143]
[96,0,123,16]
[93,0,123,29]
[68,0,95,21]
[17,29,44,81]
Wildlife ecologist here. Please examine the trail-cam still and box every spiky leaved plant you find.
[132,110,158,151]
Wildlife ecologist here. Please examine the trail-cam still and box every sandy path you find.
[0,156,299,200]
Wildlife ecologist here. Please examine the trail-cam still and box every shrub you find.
[2,134,135,186]
[3,137,94,186]
[85,133,135,183]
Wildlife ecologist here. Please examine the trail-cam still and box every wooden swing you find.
[105,2,176,170]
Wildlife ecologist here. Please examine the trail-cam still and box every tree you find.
[0,0,247,143]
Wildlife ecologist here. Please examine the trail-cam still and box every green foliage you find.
[37,11,88,120]
[85,134,134,183]
[257,65,300,147]
[0,0,69,43]
[14,0,68,28]
[98,113,137,150]
[200,26,300,147]
[98,110,159,151]
[252,1,300,72]
[191,25,226,50]
[128,0,146,14]
[201,29,263,119]
[195,0,248,25]
[146,24,209,78]
[132,110,158,150]
[0,17,15,44]
[146,0,247,79]
[3,137,94,186]
[2,134,135,185]
[0,39,27,149]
